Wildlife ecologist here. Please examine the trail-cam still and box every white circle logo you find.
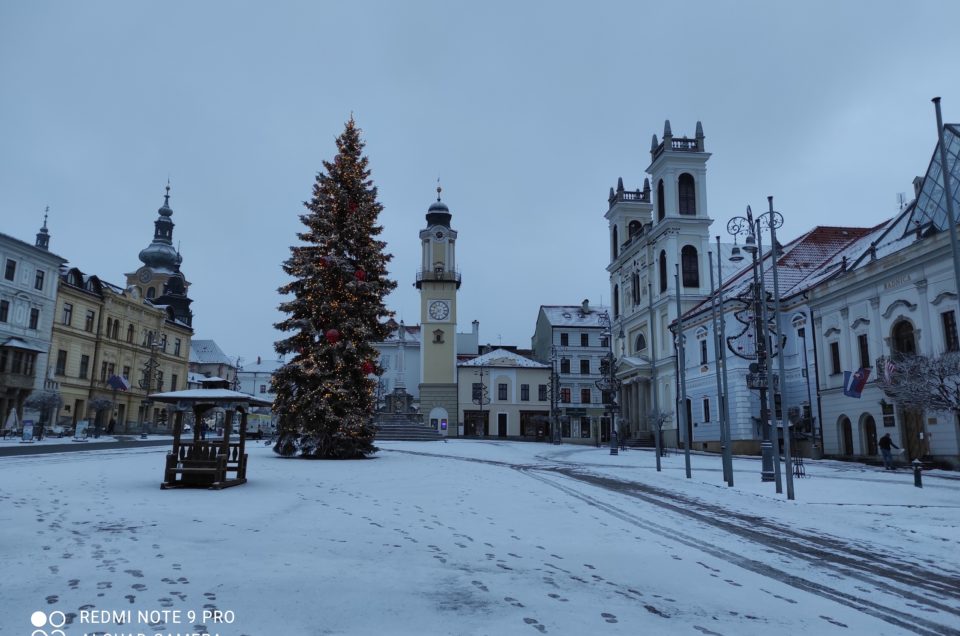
[30,611,47,627]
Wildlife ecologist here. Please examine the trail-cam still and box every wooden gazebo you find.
[151,388,272,490]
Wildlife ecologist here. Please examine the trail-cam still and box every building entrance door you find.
[901,409,927,460]
[497,413,507,437]
[862,415,878,456]
[840,417,853,455]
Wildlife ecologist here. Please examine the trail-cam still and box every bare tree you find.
[877,352,960,413]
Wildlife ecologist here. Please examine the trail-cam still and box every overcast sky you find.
[2,1,959,366]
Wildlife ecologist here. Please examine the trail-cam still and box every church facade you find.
[607,121,715,447]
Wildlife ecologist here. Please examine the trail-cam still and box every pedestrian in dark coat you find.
[878,433,899,470]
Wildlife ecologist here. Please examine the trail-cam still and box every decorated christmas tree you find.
[272,118,396,458]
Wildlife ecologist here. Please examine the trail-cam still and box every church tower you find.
[416,186,460,435]
[126,184,193,326]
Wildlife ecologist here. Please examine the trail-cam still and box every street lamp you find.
[595,311,621,456]
[472,366,490,437]
[550,345,562,444]
[674,265,692,478]
[709,242,734,487]
[763,196,795,500]
[726,207,779,485]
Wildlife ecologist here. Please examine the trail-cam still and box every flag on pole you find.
[107,375,131,391]
[843,367,871,398]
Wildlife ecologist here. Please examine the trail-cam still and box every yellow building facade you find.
[48,267,191,433]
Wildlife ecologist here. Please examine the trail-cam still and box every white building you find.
[675,225,874,456]
[1,215,66,426]
[808,122,960,468]
[530,301,614,443]
[458,348,550,438]
[236,356,284,402]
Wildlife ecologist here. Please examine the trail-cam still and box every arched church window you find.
[892,320,916,355]
[659,250,667,293]
[635,332,647,352]
[657,180,665,222]
[147,287,156,299]
[678,173,696,215]
[127,324,134,343]
[628,220,642,237]
[612,225,619,260]
[681,245,700,287]
[613,285,620,319]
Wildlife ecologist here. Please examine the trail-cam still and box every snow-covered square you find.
[1,441,958,636]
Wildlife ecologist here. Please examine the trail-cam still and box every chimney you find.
[472,320,479,335]
[257,356,261,365]
[582,299,591,313]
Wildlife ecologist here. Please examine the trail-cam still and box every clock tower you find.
[416,186,460,435]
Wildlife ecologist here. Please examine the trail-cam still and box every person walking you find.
[879,433,899,470]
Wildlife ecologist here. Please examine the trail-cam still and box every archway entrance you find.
[861,414,878,456]
[839,416,853,456]
[901,408,927,460]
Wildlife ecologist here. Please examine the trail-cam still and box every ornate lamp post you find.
[472,366,490,437]
[709,243,734,487]
[550,345,562,444]
[726,208,778,484]
[764,196,795,500]
[674,265,692,477]
[595,311,622,456]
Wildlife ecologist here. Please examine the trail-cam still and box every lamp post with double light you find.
[726,208,777,484]
[550,345,562,444]
[595,311,622,455]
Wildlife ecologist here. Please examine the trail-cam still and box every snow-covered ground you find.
[1,441,957,636]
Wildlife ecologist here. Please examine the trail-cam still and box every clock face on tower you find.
[428,300,450,321]
[137,267,153,283]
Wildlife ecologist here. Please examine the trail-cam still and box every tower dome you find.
[138,183,181,273]
[425,185,452,228]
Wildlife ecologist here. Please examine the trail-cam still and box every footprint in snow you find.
[523,617,547,633]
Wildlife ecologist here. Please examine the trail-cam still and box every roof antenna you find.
[436,176,442,201]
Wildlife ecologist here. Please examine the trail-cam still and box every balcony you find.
[652,136,702,160]
[608,189,650,210]
[415,269,462,289]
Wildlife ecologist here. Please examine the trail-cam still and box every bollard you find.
[912,459,923,488]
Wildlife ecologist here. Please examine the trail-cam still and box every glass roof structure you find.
[911,123,960,233]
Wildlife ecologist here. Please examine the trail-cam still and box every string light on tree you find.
[271,118,397,459]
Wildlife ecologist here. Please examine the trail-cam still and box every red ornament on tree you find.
[361,360,375,375]
[325,329,341,344]
[354,269,366,281]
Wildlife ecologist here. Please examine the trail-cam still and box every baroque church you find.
[606,120,716,447]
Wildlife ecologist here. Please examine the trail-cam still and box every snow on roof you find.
[380,320,423,344]
[539,305,611,328]
[149,388,272,406]
[683,225,876,322]
[189,340,235,365]
[238,358,285,373]
[459,348,548,368]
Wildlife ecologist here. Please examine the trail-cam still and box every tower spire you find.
[35,206,51,250]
